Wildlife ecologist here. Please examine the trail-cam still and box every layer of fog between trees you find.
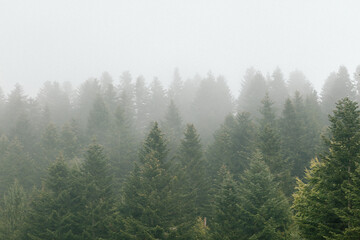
[0,65,360,239]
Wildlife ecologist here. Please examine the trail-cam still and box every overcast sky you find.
[0,0,359,96]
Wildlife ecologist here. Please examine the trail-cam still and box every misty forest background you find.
[1,65,360,239]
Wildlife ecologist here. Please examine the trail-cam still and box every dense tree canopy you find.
[1,67,360,239]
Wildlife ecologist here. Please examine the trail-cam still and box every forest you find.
[0,65,360,239]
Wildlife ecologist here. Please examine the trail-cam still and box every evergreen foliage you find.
[293,98,360,239]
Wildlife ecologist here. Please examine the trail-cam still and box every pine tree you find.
[37,81,72,126]
[60,123,80,161]
[162,100,183,159]
[0,180,28,240]
[258,94,292,196]
[87,94,111,145]
[268,67,288,113]
[118,71,135,124]
[24,155,83,239]
[148,78,168,123]
[321,66,355,118]
[178,124,207,216]
[280,98,304,178]
[3,84,28,135]
[120,123,177,239]
[287,70,313,98]
[0,138,37,193]
[75,78,101,128]
[237,68,268,118]
[134,75,150,137]
[81,142,113,239]
[191,73,233,143]
[173,124,209,238]
[139,122,168,165]
[108,104,137,191]
[238,152,292,239]
[211,165,242,240]
[207,112,256,179]
[293,98,360,239]
[40,123,60,165]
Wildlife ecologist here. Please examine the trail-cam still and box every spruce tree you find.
[87,95,111,145]
[24,155,83,239]
[120,122,177,239]
[0,180,28,240]
[173,124,208,238]
[258,94,292,196]
[237,152,291,239]
[293,98,360,239]
[211,165,242,240]
[162,100,183,159]
[81,142,113,239]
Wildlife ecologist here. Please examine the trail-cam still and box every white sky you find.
[0,0,359,97]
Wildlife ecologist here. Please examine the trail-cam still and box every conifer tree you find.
[24,155,83,239]
[75,78,101,128]
[258,94,292,196]
[207,112,256,179]
[81,142,113,239]
[293,98,360,239]
[162,100,183,159]
[121,123,177,239]
[173,124,208,238]
[0,180,28,240]
[3,84,28,135]
[87,95,111,145]
[280,98,304,178]
[40,123,60,165]
[0,138,37,193]
[109,104,137,190]
[148,78,168,123]
[60,123,80,161]
[211,165,242,240]
[237,152,292,239]
[134,75,150,137]
[237,68,267,118]
[178,124,207,217]
[269,67,288,113]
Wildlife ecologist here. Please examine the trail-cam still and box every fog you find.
[1,0,360,96]
[2,1,360,238]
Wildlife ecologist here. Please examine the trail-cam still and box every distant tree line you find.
[0,65,360,239]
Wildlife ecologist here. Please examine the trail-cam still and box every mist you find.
[1,1,360,239]
[1,0,360,96]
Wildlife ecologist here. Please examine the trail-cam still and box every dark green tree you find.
[120,123,177,239]
[237,152,292,239]
[0,180,28,240]
[81,142,114,239]
[258,94,292,196]
[108,103,138,192]
[211,165,242,240]
[293,98,360,239]
[173,124,209,239]
[0,138,37,193]
[207,112,256,179]
[24,155,83,239]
